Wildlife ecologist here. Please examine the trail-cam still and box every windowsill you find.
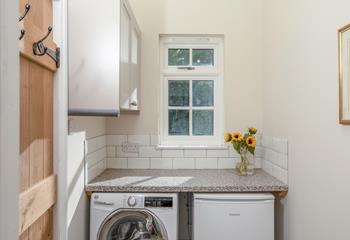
[156,145,229,150]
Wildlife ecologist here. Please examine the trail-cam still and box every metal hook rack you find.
[33,26,60,68]
[19,4,30,40]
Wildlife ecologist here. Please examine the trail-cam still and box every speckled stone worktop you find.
[86,169,288,193]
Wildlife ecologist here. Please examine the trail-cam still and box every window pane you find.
[192,49,214,66]
[168,49,190,66]
[169,80,190,106]
[169,110,189,136]
[192,110,214,136]
[192,80,214,106]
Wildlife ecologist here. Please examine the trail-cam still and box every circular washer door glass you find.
[98,209,168,240]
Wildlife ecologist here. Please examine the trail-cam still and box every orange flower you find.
[248,127,257,135]
[246,136,256,147]
[224,133,232,142]
[231,132,243,142]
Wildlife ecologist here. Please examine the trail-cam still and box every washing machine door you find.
[97,209,168,240]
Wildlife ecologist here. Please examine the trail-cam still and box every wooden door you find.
[18,0,58,239]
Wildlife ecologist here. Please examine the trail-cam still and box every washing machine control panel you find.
[127,196,137,207]
[144,197,173,208]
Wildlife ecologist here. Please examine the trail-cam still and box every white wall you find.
[0,0,19,238]
[67,117,106,240]
[262,0,350,239]
[67,132,88,240]
[70,117,106,139]
[106,0,263,134]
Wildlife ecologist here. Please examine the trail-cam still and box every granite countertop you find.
[86,169,288,193]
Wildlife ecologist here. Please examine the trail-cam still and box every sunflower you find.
[231,132,243,142]
[248,127,257,135]
[224,133,232,142]
[246,136,257,147]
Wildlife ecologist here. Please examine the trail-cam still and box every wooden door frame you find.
[0,0,20,239]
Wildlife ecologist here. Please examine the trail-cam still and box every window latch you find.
[177,67,195,70]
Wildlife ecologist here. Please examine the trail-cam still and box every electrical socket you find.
[122,141,139,153]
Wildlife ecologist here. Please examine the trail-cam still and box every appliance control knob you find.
[127,196,137,207]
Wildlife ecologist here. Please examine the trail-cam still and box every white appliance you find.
[193,193,274,240]
[90,193,178,240]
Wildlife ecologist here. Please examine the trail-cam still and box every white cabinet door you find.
[129,26,140,110]
[193,195,274,240]
[119,3,131,110]
[68,0,120,116]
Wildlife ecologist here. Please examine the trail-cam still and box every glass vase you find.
[236,150,255,176]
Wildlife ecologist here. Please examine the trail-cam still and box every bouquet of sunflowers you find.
[225,127,257,175]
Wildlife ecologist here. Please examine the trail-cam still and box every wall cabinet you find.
[120,3,141,112]
[68,0,141,116]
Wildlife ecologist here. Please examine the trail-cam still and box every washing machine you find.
[90,193,178,240]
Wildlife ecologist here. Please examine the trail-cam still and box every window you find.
[159,36,224,147]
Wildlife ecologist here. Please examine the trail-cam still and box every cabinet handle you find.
[130,101,138,106]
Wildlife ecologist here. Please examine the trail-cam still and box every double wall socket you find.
[122,141,139,153]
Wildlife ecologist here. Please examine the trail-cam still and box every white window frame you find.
[159,35,224,147]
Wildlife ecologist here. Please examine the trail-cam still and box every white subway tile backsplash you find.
[150,135,159,146]
[254,157,262,168]
[228,147,240,158]
[127,158,150,169]
[162,149,183,158]
[173,158,195,169]
[86,135,106,154]
[272,164,282,180]
[116,146,138,158]
[86,134,288,185]
[86,147,106,169]
[264,160,273,176]
[195,158,218,169]
[88,159,106,182]
[262,136,273,149]
[265,149,273,162]
[270,151,280,166]
[272,137,288,153]
[150,158,173,169]
[254,146,265,158]
[272,137,280,152]
[106,135,127,146]
[281,139,288,154]
[218,158,238,169]
[261,135,289,184]
[184,149,206,158]
[127,135,150,146]
[256,134,262,146]
[281,154,288,170]
[107,157,127,169]
[139,146,161,158]
[280,169,288,184]
[106,146,116,157]
[207,149,228,158]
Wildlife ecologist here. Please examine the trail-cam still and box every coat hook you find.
[19,4,30,22]
[19,30,25,40]
[19,4,30,40]
[33,26,60,68]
